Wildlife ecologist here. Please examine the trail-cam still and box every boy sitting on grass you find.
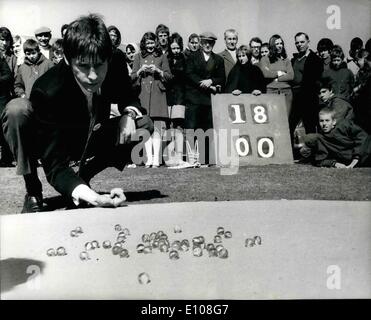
[301,107,371,168]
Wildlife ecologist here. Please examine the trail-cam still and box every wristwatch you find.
[123,109,136,120]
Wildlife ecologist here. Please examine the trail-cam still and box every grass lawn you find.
[0,163,370,215]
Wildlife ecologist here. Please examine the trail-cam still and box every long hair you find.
[236,45,252,65]
[139,32,162,57]
[268,34,287,63]
[168,32,184,59]
[63,13,113,64]
[0,27,14,55]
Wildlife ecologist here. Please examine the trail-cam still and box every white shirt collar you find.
[203,51,211,61]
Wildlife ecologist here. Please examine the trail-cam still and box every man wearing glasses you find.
[249,37,263,65]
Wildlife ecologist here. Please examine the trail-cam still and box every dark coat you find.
[30,58,143,197]
[225,62,266,94]
[291,50,323,96]
[14,53,55,98]
[166,53,186,106]
[0,58,12,112]
[353,76,371,134]
[322,62,354,101]
[185,50,225,106]
[217,49,236,79]
[326,95,354,122]
[314,119,371,167]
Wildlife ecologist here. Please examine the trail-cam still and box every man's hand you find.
[119,114,136,144]
[73,185,126,208]
[199,79,212,88]
[232,89,242,96]
[334,162,347,168]
[277,70,287,77]
[95,188,126,207]
[299,145,312,158]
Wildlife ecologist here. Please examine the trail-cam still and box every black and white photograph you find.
[0,0,370,310]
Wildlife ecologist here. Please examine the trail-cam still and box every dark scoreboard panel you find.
[211,94,293,166]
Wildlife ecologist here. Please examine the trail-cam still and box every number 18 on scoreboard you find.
[211,94,294,166]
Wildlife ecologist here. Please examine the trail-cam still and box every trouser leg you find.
[288,91,304,145]
[1,98,42,195]
[1,98,39,175]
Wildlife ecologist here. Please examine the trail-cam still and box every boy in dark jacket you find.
[318,79,354,122]
[2,14,153,213]
[14,39,54,99]
[302,107,371,168]
[321,45,354,101]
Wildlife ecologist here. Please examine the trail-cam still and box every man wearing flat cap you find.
[184,31,225,164]
[35,26,53,60]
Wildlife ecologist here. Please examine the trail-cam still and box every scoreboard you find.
[211,94,293,166]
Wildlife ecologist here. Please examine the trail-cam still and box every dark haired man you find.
[2,14,153,213]
[249,37,262,65]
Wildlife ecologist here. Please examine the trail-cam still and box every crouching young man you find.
[1,14,153,213]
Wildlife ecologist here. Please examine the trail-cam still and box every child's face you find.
[170,41,181,56]
[13,40,22,56]
[331,56,343,68]
[319,88,333,103]
[319,113,336,133]
[319,50,330,60]
[25,49,40,64]
[237,52,248,64]
[261,46,269,57]
[145,39,156,53]
[126,48,136,62]
[53,50,63,63]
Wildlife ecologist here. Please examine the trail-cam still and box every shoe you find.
[21,194,43,213]
[151,164,160,168]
